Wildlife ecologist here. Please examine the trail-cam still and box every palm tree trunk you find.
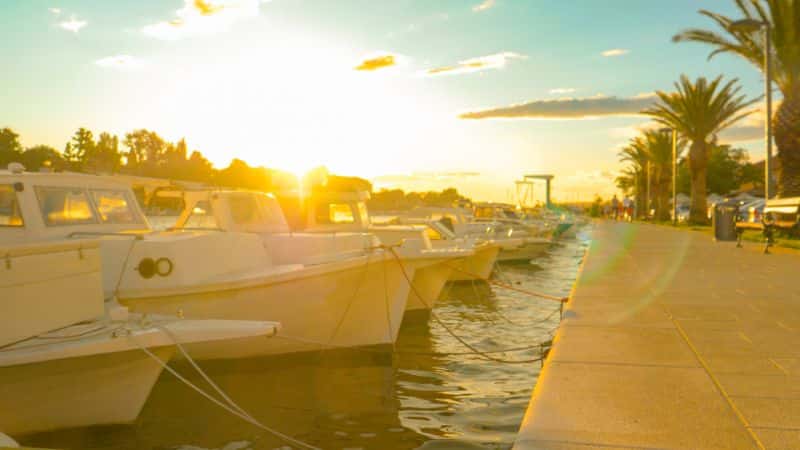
[688,140,708,224]
[775,86,800,198]
[656,171,671,221]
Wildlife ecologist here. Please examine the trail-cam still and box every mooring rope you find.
[445,262,568,304]
[128,327,320,450]
[328,249,373,344]
[385,246,552,365]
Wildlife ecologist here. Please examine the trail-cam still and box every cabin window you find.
[326,203,356,224]
[229,195,262,226]
[424,226,443,241]
[183,200,218,229]
[0,185,24,227]
[474,207,493,218]
[36,187,97,226]
[90,189,142,224]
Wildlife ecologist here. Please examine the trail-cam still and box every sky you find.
[0,0,771,203]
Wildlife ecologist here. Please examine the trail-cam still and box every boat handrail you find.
[166,226,225,232]
[68,231,145,240]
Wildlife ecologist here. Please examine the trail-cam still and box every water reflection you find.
[21,227,589,450]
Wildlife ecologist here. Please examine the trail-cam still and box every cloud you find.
[95,55,145,70]
[49,7,61,14]
[601,48,629,57]
[59,15,87,32]
[719,126,763,143]
[424,52,525,77]
[142,0,260,40]
[460,93,657,120]
[355,54,397,71]
[549,88,576,95]
[472,0,496,12]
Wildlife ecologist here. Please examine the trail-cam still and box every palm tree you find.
[634,130,687,221]
[618,139,649,217]
[643,75,758,224]
[673,0,800,197]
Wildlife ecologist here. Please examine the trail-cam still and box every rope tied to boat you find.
[127,325,320,450]
[384,246,553,365]
[445,262,569,304]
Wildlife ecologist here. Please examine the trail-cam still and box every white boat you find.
[0,168,409,359]
[405,204,552,263]
[421,220,502,281]
[288,191,474,312]
[0,233,278,437]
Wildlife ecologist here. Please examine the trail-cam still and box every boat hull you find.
[119,255,414,359]
[447,245,499,282]
[497,241,550,262]
[0,347,172,436]
[552,222,575,238]
[404,260,454,312]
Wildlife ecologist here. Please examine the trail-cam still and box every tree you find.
[643,75,758,224]
[123,129,166,174]
[618,139,649,216]
[673,0,800,197]
[675,144,758,196]
[0,127,23,168]
[67,127,95,169]
[640,130,686,220]
[21,145,66,171]
[88,132,122,173]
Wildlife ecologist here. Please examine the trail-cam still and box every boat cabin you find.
[276,191,371,233]
[473,202,523,222]
[167,189,380,265]
[173,190,291,234]
[0,167,149,245]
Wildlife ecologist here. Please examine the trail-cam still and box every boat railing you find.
[68,231,145,240]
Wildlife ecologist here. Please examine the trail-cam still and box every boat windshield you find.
[316,202,357,225]
[90,189,143,224]
[229,195,262,226]
[0,184,23,227]
[183,200,218,229]
[428,221,456,240]
[35,186,97,226]
[474,207,494,219]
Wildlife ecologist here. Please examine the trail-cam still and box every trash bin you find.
[712,200,739,241]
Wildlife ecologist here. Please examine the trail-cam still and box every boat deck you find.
[514,221,800,449]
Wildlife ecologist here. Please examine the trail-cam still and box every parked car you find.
[673,205,690,223]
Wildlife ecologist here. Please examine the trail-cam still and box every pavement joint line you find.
[750,426,800,432]
[729,395,800,400]
[550,360,701,369]
[514,438,673,449]
[738,332,754,345]
[768,358,790,375]
[670,315,766,450]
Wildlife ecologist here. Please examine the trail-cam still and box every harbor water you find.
[22,227,590,450]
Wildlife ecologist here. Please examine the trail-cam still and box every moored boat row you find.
[0,164,576,441]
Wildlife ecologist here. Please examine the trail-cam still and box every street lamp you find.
[730,18,772,200]
[645,161,651,219]
[660,127,678,225]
